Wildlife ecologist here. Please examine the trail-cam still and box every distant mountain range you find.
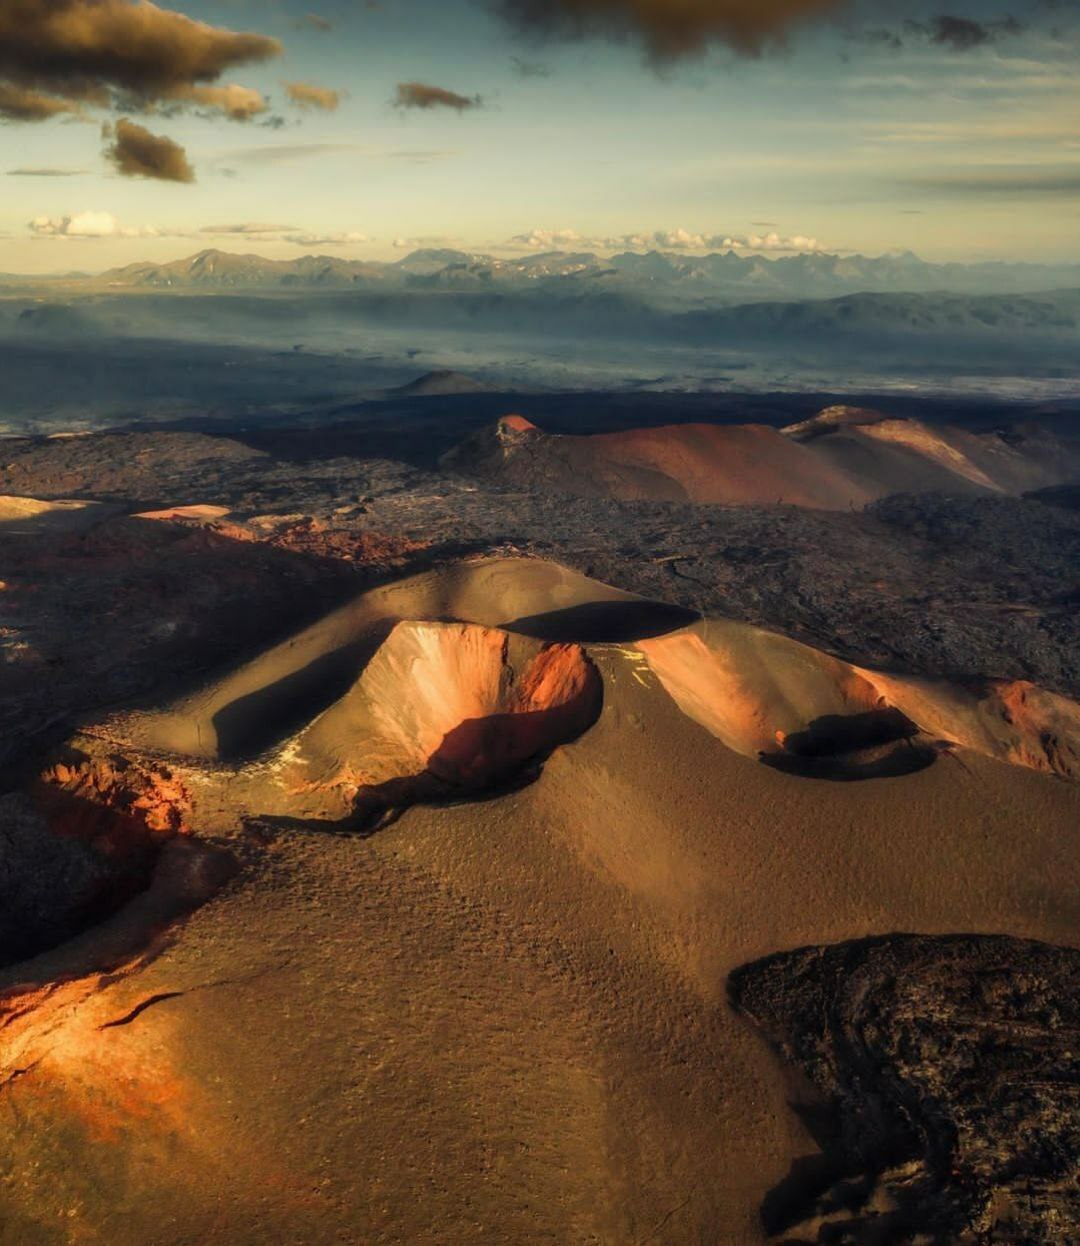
[89,247,1080,307]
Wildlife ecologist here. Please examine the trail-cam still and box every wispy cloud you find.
[904,166,1080,196]
[393,83,484,112]
[199,222,300,235]
[280,232,370,247]
[218,142,457,170]
[225,142,369,166]
[510,56,553,79]
[295,13,333,32]
[393,235,464,249]
[8,166,88,177]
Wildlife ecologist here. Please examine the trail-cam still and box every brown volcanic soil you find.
[444,416,872,507]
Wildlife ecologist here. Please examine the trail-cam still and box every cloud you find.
[170,83,268,121]
[0,81,82,121]
[8,166,88,176]
[104,118,194,183]
[506,226,824,253]
[0,0,280,131]
[217,143,458,172]
[199,222,300,235]
[30,211,121,238]
[296,13,333,32]
[225,141,367,166]
[393,82,484,111]
[927,14,1023,50]
[491,0,849,60]
[393,235,463,248]
[25,216,373,247]
[27,211,175,239]
[280,231,370,246]
[858,14,1026,54]
[650,227,822,251]
[905,168,1080,195]
[511,227,589,249]
[285,81,343,112]
[511,56,553,78]
[196,223,369,246]
[383,149,458,162]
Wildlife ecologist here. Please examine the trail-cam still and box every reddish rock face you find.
[498,414,539,434]
[4,755,199,965]
[39,755,192,846]
[291,622,604,826]
[426,640,603,789]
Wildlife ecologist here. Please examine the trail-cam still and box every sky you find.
[0,0,1078,272]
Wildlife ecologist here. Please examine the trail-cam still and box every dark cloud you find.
[394,82,484,111]
[928,15,993,49]
[925,14,1023,50]
[906,168,1080,195]
[285,82,343,111]
[859,13,1025,53]
[491,0,849,60]
[511,56,553,78]
[104,118,194,183]
[0,0,280,116]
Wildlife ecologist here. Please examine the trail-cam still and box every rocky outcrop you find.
[39,754,191,840]
[1,755,196,970]
[730,934,1080,1243]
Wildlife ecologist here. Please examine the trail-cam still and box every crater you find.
[761,708,937,781]
[285,621,603,830]
[638,625,1080,782]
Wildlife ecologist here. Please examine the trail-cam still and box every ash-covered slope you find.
[442,410,1080,508]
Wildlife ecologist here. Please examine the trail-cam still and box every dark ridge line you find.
[98,990,183,1029]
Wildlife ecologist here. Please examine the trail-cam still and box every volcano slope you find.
[1,556,1078,1245]
[442,409,1080,507]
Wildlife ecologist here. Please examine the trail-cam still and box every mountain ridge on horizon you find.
[34,245,1080,305]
